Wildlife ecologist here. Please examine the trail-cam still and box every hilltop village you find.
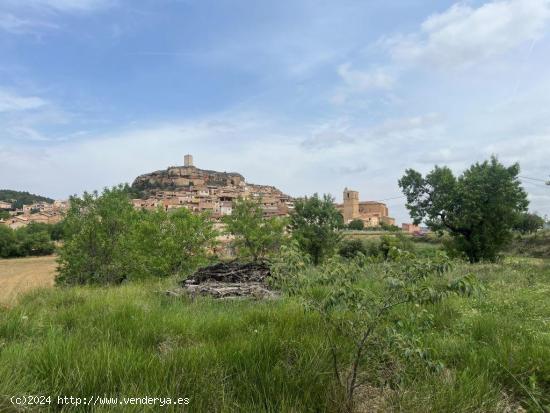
[131,155,404,229]
[1,155,419,231]
[131,155,294,218]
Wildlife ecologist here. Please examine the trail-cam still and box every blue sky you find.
[1,0,550,224]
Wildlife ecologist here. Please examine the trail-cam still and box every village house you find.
[402,223,421,233]
[0,201,12,210]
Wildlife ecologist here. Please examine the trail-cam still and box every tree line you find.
[0,222,63,258]
[3,156,540,280]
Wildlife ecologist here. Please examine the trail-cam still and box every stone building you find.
[402,223,421,233]
[337,188,395,227]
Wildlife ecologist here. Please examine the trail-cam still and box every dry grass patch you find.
[0,255,56,305]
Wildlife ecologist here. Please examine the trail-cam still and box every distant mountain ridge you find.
[0,190,54,209]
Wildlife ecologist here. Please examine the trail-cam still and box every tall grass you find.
[1,258,549,412]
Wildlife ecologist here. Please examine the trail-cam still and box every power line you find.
[521,180,550,189]
[373,195,406,202]
[519,176,548,183]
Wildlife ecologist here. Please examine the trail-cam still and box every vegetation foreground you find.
[1,257,549,412]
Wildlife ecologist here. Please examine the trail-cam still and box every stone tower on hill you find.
[184,154,193,167]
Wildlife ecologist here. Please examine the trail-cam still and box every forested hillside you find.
[0,190,54,209]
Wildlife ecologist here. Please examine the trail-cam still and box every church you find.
[336,188,395,228]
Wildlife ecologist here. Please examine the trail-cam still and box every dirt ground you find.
[0,255,57,306]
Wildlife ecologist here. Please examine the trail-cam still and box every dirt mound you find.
[179,261,276,300]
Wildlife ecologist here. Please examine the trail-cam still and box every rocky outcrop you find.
[132,165,245,195]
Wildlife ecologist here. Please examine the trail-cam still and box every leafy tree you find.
[338,238,367,259]
[0,225,17,258]
[347,219,364,231]
[57,185,216,285]
[399,156,528,263]
[49,220,65,241]
[16,230,55,256]
[57,185,137,284]
[222,198,287,261]
[289,194,343,265]
[513,212,544,234]
[0,210,9,220]
[126,207,217,278]
[0,224,55,258]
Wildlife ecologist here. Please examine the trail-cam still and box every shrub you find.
[289,194,343,265]
[0,225,17,258]
[0,224,55,258]
[222,198,287,261]
[338,239,367,259]
[274,248,480,411]
[347,219,364,231]
[379,234,415,259]
[56,185,216,285]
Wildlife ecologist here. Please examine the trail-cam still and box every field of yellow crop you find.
[0,256,56,306]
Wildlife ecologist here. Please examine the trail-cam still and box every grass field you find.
[0,255,57,306]
[0,256,549,412]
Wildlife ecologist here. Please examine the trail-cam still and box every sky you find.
[1,0,549,224]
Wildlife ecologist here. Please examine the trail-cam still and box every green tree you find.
[57,185,137,284]
[0,225,17,258]
[222,198,287,261]
[513,212,544,234]
[127,207,217,278]
[57,185,216,285]
[347,219,364,231]
[399,156,528,263]
[16,229,55,256]
[289,194,343,265]
[338,238,367,259]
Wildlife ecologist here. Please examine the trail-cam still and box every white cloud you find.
[0,89,48,112]
[385,0,550,68]
[0,12,58,34]
[331,63,394,104]
[337,63,394,91]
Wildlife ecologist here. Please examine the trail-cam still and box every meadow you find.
[0,254,549,412]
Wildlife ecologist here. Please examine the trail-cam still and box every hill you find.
[132,164,245,195]
[130,158,292,215]
[0,190,54,209]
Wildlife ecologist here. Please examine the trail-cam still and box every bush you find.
[347,219,364,231]
[272,247,480,411]
[0,224,55,258]
[56,185,217,285]
[379,234,415,259]
[338,239,367,259]
[289,194,343,265]
[0,225,17,258]
[338,235,416,261]
[222,198,288,260]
